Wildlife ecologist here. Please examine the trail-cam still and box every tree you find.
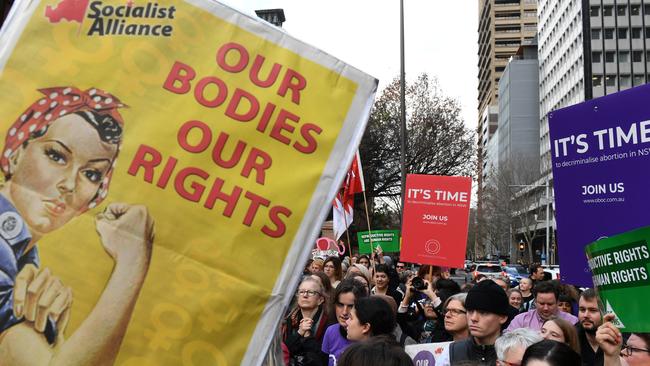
[481,157,545,264]
[359,74,475,217]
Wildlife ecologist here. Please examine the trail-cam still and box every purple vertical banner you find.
[550,84,650,286]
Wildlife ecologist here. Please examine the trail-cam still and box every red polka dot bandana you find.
[1,87,126,210]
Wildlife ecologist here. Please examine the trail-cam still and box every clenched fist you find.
[95,203,154,269]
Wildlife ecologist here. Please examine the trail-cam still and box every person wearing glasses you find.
[321,278,368,366]
[323,256,343,288]
[495,328,542,366]
[395,261,407,273]
[596,313,650,366]
[443,293,470,342]
[282,277,330,366]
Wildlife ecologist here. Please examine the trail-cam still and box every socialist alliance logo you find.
[44,0,176,37]
[45,0,90,23]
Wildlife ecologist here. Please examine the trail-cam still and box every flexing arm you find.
[0,203,154,366]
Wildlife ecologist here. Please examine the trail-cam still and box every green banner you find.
[357,230,400,254]
[585,226,650,332]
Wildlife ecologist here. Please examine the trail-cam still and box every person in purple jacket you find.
[321,278,368,366]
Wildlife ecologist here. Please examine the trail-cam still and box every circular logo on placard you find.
[413,350,435,366]
[0,212,23,240]
[424,239,441,255]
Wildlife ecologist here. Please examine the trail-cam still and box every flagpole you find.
[343,215,352,258]
[362,188,375,262]
[340,182,353,260]
[335,193,353,259]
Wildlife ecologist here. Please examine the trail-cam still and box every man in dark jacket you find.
[449,279,509,365]
[576,289,604,366]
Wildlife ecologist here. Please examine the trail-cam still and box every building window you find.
[617,5,627,16]
[593,75,603,86]
[605,75,616,86]
[633,51,643,62]
[592,51,602,62]
[604,28,615,39]
[603,5,614,16]
[618,28,628,39]
[634,74,645,86]
[591,29,601,40]
[619,51,629,62]
[645,5,650,14]
[631,5,641,15]
[620,75,631,87]
[633,28,642,39]
[605,51,615,62]
[603,6,613,16]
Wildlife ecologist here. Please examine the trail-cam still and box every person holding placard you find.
[596,313,650,366]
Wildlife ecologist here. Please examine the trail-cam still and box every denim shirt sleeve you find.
[0,214,58,345]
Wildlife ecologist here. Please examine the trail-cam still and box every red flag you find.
[333,153,365,240]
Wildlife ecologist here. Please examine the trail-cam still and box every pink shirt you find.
[505,309,578,333]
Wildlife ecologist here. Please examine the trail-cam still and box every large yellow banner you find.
[0,1,377,365]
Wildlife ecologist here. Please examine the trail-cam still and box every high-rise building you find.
[480,105,499,189]
[538,0,586,175]
[477,0,538,193]
[476,0,537,258]
[498,40,540,175]
[587,2,650,97]
[534,0,648,263]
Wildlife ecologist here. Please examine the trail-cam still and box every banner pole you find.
[344,226,352,258]
[346,239,352,261]
[340,185,353,259]
[362,189,378,272]
[362,189,373,245]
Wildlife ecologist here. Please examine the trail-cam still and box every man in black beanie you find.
[449,279,509,365]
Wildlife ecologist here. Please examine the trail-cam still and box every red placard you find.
[400,174,472,268]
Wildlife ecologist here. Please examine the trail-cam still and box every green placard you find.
[357,230,400,254]
[585,225,650,332]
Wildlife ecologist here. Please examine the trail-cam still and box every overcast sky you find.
[220,0,479,130]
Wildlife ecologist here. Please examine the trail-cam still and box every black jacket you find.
[449,337,497,366]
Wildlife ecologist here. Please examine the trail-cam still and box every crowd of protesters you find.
[279,249,649,366]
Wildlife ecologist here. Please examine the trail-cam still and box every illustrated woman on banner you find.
[0,87,154,365]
